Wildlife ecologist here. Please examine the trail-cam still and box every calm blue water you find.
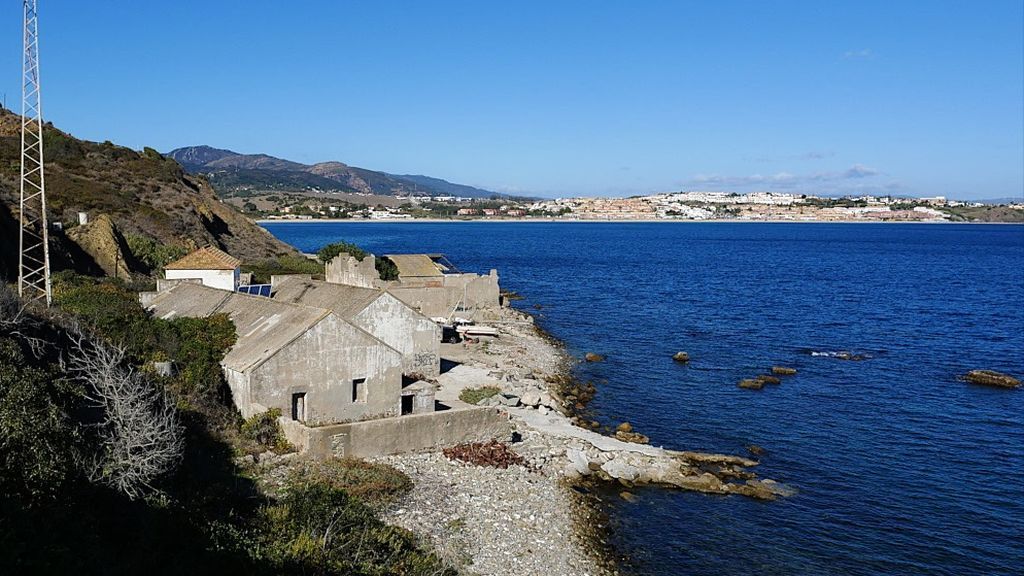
[264,221,1024,576]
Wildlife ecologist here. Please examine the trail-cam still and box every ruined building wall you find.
[324,253,382,288]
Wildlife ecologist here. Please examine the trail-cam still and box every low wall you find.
[289,407,513,459]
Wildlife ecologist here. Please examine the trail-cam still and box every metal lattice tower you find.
[18,0,51,305]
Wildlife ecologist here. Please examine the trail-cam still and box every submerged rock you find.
[963,370,1021,389]
[672,351,690,363]
[756,375,781,385]
[738,379,764,390]
[746,444,767,457]
[615,422,633,434]
[584,353,605,362]
[771,366,798,375]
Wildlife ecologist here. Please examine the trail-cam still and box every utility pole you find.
[18,0,51,305]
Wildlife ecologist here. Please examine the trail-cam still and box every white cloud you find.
[843,49,874,60]
[686,164,886,193]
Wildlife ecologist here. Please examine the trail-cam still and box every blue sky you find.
[1,1,1021,199]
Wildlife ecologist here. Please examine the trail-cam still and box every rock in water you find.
[756,375,782,385]
[616,422,634,434]
[964,370,1021,389]
[619,491,637,502]
[771,366,797,375]
[584,352,605,362]
[746,444,767,456]
[672,351,690,363]
[738,379,764,390]
[615,431,650,444]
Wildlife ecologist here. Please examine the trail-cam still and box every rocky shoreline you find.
[369,305,791,575]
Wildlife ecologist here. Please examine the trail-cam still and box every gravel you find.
[375,452,609,576]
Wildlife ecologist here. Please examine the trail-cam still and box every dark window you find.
[401,394,414,415]
[352,378,367,403]
[291,392,306,422]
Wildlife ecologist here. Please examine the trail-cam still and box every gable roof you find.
[383,254,443,278]
[165,246,242,271]
[272,275,385,319]
[146,282,331,373]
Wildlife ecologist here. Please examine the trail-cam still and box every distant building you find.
[163,246,241,292]
[146,282,404,425]
[457,208,480,216]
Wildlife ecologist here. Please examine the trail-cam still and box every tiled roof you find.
[165,246,242,271]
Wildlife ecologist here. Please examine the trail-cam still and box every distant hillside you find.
[0,112,298,280]
[167,145,502,199]
[387,173,505,198]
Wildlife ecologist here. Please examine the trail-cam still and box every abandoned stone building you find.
[270,275,442,377]
[146,282,404,426]
[324,252,500,318]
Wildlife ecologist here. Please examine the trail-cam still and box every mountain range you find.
[166,145,503,199]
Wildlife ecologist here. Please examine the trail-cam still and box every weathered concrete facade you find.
[271,275,442,377]
[324,253,383,288]
[324,252,501,318]
[281,406,513,459]
[146,282,403,425]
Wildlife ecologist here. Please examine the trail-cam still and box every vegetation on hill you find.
[0,110,298,280]
[0,277,453,575]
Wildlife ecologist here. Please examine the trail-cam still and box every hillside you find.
[0,110,298,280]
[167,145,502,199]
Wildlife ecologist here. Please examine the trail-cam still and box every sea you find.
[263,221,1024,576]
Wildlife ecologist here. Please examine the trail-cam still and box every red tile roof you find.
[164,246,241,271]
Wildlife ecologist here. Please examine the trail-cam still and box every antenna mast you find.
[18,0,51,305]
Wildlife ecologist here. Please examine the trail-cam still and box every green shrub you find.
[375,257,400,281]
[125,234,188,272]
[0,338,80,501]
[162,314,237,398]
[258,482,454,575]
[317,241,368,263]
[459,385,501,405]
[52,274,157,354]
[286,458,412,506]
[243,255,322,284]
[240,409,291,453]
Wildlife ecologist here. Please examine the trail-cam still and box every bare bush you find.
[67,332,184,500]
[0,282,47,357]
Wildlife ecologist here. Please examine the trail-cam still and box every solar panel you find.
[238,284,272,297]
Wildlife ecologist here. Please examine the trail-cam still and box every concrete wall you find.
[352,293,441,377]
[324,253,382,288]
[442,270,500,311]
[165,268,238,292]
[295,407,513,458]
[388,285,450,318]
[387,271,500,318]
[242,314,403,425]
